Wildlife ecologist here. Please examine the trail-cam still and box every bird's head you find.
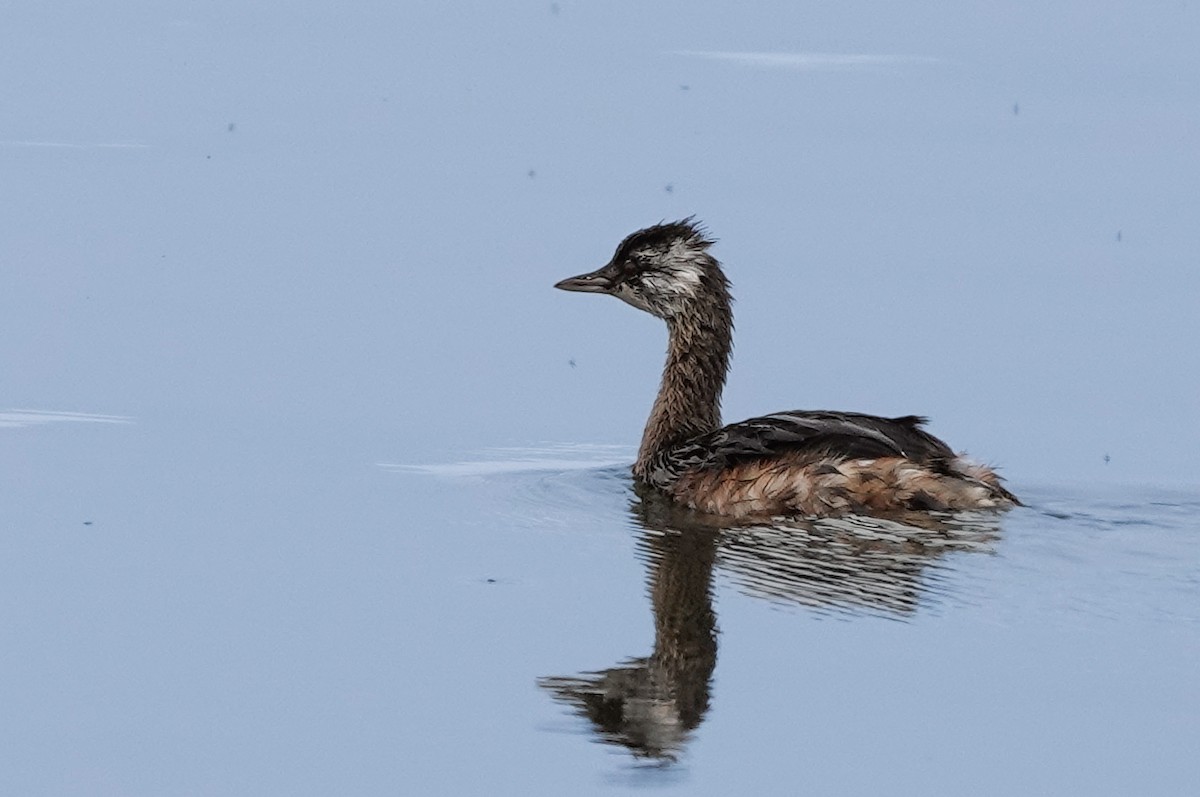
[555,218,728,320]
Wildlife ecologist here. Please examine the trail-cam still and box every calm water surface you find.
[5,422,1197,795]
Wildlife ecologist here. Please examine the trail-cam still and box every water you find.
[5,419,1197,795]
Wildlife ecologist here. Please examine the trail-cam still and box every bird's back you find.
[644,411,1017,518]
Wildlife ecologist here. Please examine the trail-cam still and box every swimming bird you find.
[555,219,1018,518]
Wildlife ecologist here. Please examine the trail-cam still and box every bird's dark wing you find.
[645,411,957,489]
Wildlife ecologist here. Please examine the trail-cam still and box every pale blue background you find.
[3,2,1198,795]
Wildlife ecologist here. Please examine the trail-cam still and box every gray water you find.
[4,2,1200,794]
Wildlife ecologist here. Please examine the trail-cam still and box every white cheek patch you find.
[615,242,711,318]
[668,264,704,297]
[638,271,699,319]
[666,241,705,292]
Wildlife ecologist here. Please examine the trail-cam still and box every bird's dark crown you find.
[611,217,716,268]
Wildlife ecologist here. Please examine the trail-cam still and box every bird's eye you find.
[624,273,643,291]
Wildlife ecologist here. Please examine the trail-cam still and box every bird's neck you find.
[635,298,732,476]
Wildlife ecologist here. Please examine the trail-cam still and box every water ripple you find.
[0,409,133,429]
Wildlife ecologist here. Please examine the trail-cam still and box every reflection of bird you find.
[539,502,718,761]
[634,484,1001,616]
[556,219,1018,518]
[539,485,1003,762]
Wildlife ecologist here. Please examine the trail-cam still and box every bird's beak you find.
[554,264,617,294]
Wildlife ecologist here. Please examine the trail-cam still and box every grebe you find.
[555,219,1018,518]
